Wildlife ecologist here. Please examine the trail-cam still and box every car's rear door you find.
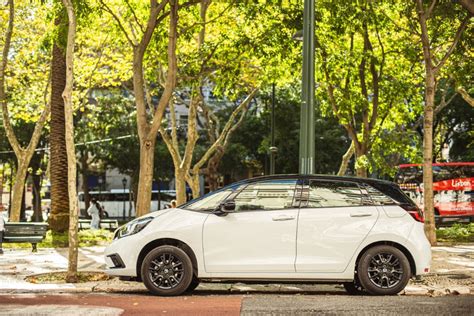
[203,178,301,273]
[295,179,378,273]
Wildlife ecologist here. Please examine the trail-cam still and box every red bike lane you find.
[0,293,243,315]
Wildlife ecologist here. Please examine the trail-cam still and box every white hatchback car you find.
[104,175,431,296]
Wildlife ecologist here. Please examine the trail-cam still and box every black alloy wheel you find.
[357,245,411,295]
[141,245,193,296]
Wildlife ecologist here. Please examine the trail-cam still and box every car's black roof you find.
[235,174,396,187]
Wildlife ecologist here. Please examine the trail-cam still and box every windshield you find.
[182,186,239,212]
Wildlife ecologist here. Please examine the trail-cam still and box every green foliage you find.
[1,0,472,187]
[436,224,474,243]
[219,84,349,177]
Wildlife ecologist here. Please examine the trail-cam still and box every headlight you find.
[115,216,154,239]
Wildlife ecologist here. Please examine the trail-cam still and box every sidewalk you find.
[0,245,472,295]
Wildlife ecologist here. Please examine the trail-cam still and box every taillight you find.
[400,203,424,223]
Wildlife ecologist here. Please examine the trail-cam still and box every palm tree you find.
[47,38,70,233]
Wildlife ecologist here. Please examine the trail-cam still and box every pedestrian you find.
[87,199,101,230]
[0,206,5,255]
[170,200,177,208]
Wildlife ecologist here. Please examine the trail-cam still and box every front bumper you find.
[104,234,143,277]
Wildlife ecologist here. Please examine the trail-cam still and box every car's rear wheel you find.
[141,245,193,296]
[357,245,411,295]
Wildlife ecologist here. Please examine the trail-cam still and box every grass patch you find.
[436,223,474,243]
[3,229,113,249]
[25,271,112,284]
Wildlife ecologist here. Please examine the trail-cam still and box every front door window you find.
[233,179,299,211]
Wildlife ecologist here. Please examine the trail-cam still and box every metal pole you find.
[158,181,161,211]
[122,182,126,221]
[270,83,276,175]
[8,164,12,216]
[299,0,315,175]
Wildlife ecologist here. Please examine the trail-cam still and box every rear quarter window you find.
[366,182,415,206]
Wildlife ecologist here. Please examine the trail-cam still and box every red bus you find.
[395,162,473,225]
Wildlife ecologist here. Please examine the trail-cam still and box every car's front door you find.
[203,178,300,273]
[296,179,378,273]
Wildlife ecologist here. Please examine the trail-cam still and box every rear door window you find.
[301,180,364,208]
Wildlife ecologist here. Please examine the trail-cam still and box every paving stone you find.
[0,304,123,316]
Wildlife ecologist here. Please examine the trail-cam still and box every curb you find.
[402,285,471,296]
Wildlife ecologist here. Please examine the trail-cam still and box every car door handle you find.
[272,215,296,221]
[350,212,372,217]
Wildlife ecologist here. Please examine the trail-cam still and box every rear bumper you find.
[407,222,432,276]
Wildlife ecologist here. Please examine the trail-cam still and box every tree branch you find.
[0,0,22,157]
[168,98,180,154]
[434,15,471,74]
[181,91,200,170]
[193,89,258,171]
[426,0,437,19]
[124,0,145,33]
[457,87,474,107]
[149,0,178,138]
[159,127,182,168]
[416,0,434,71]
[99,0,137,46]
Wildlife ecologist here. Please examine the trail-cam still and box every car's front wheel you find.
[357,245,411,295]
[141,245,193,296]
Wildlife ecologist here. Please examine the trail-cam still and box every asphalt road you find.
[0,293,473,316]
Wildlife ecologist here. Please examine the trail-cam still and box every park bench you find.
[3,222,49,252]
[78,218,119,231]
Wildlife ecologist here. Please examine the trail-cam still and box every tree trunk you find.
[175,169,187,205]
[9,160,28,222]
[0,166,4,207]
[337,141,355,176]
[32,173,43,222]
[62,0,78,283]
[354,145,368,178]
[48,40,70,233]
[135,138,156,217]
[205,148,225,192]
[423,71,437,245]
[188,173,200,199]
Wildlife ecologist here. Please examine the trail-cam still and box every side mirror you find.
[221,201,236,212]
[214,201,235,216]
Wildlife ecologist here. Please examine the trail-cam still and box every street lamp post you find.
[299,0,315,174]
[269,83,278,175]
[122,177,127,221]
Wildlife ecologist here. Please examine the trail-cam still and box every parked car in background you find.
[104,175,431,296]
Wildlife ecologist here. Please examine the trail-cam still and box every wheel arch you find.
[354,241,417,277]
[136,238,198,280]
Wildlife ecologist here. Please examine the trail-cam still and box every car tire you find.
[343,274,366,295]
[185,276,200,293]
[357,245,411,295]
[141,245,193,296]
